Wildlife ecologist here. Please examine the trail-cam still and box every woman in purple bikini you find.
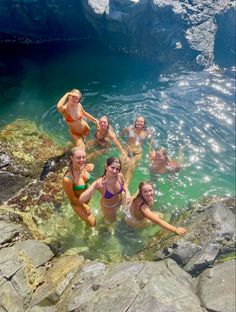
[79,157,132,223]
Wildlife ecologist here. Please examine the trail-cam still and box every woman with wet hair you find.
[57,89,98,148]
[149,146,182,175]
[87,116,127,159]
[125,181,187,234]
[79,157,132,223]
[120,116,153,186]
[62,147,96,227]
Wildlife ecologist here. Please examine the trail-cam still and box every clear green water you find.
[0,40,235,261]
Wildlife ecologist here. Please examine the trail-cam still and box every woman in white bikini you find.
[120,116,153,186]
[125,181,187,235]
[57,89,98,148]
[79,157,132,224]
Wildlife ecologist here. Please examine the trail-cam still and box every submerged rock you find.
[0,119,64,203]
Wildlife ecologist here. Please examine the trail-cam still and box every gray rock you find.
[195,259,236,312]
[0,153,10,168]
[154,197,236,274]
[0,213,23,245]
[0,171,30,203]
[0,281,25,312]
[14,240,54,268]
[57,259,206,312]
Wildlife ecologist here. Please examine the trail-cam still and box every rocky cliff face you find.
[0,1,235,66]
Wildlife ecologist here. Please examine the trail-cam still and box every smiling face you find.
[135,117,145,129]
[154,150,167,164]
[71,149,86,168]
[141,183,154,204]
[99,116,109,130]
[105,160,121,177]
[69,94,80,104]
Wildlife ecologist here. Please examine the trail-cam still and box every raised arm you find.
[79,178,103,203]
[141,205,187,235]
[120,173,132,205]
[62,177,81,205]
[109,130,126,154]
[120,127,129,137]
[79,104,98,125]
[57,92,70,113]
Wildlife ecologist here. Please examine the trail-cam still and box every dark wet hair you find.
[133,181,153,208]
[103,157,121,176]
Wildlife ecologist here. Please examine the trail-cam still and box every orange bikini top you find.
[65,112,83,123]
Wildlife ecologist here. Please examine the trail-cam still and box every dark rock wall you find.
[0,0,95,43]
[0,0,235,66]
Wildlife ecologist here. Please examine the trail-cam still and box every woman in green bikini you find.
[62,147,96,227]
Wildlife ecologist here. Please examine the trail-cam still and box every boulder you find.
[151,197,235,275]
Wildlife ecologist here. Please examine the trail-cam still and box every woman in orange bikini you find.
[57,89,98,148]
[62,147,96,227]
[80,157,132,224]
[87,116,127,160]
[125,181,187,235]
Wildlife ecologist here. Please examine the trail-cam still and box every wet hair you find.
[99,116,110,130]
[102,157,121,176]
[155,146,169,161]
[133,181,153,208]
[65,147,86,178]
[69,88,82,101]
[134,116,147,130]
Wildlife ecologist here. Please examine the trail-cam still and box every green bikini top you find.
[65,175,94,191]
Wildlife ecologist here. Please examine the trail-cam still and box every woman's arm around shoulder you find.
[79,104,98,125]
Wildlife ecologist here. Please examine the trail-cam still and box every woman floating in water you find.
[125,181,187,234]
[57,89,98,148]
[149,147,182,175]
[62,147,96,227]
[80,157,132,224]
[87,116,127,160]
[120,116,153,185]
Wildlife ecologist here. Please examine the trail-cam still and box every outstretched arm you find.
[109,131,126,155]
[79,104,98,125]
[57,92,70,113]
[79,178,105,203]
[141,205,187,235]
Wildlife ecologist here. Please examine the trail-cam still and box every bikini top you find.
[94,130,107,144]
[65,106,83,123]
[65,174,94,191]
[103,177,124,199]
[128,128,147,145]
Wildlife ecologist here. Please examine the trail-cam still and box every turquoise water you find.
[0,40,235,260]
